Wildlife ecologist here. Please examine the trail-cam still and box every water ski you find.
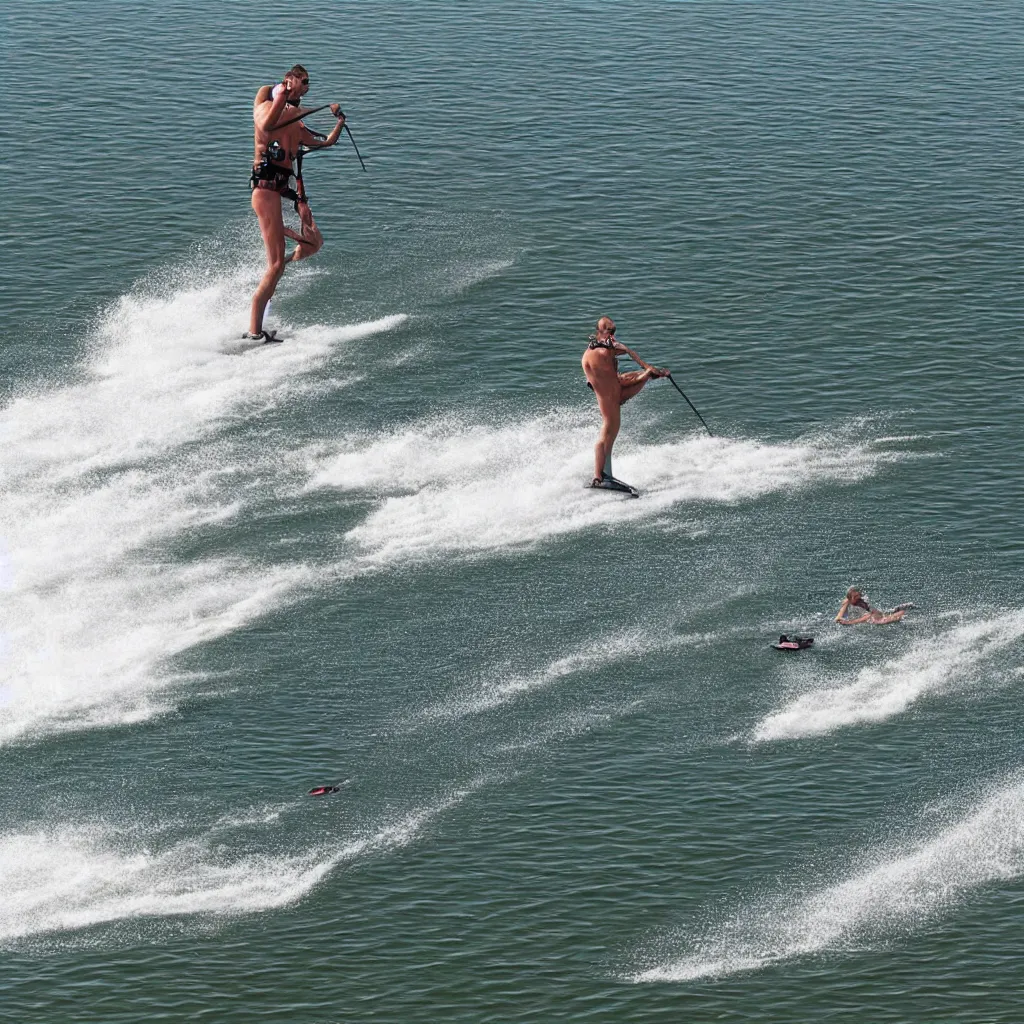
[226,329,286,355]
[244,329,284,344]
[773,634,814,651]
[586,453,640,498]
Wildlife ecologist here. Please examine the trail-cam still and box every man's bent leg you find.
[618,371,650,405]
[250,189,287,335]
[288,200,324,262]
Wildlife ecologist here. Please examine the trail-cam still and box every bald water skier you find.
[581,316,670,492]
[245,64,346,342]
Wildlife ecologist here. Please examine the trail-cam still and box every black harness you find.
[250,154,296,198]
[250,97,330,211]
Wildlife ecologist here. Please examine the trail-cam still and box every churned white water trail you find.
[445,258,515,293]
[307,410,900,568]
[633,775,1024,982]
[0,258,407,744]
[5,259,405,485]
[753,609,1024,742]
[0,784,478,942]
[0,560,310,744]
[417,628,717,723]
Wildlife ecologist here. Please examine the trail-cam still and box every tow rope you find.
[666,374,713,436]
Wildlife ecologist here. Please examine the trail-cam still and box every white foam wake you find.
[5,265,405,485]
[446,258,515,294]
[495,701,645,752]
[0,786,475,942]
[0,260,406,743]
[308,410,894,568]
[633,776,1024,982]
[0,560,309,744]
[418,629,714,722]
[753,609,1024,742]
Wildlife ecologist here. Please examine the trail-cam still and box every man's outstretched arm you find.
[299,106,346,149]
[613,342,670,378]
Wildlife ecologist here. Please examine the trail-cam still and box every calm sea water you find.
[3,2,1023,1021]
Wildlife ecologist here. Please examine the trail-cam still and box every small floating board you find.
[773,634,814,651]
[308,779,351,797]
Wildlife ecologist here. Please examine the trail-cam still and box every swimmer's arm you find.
[836,601,872,624]
[838,612,872,625]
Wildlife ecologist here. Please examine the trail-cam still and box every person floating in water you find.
[246,65,346,342]
[834,587,912,625]
[581,316,670,488]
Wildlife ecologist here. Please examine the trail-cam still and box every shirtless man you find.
[246,65,345,341]
[834,587,909,625]
[581,316,669,486]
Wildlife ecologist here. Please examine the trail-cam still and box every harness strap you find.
[250,154,311,211]
[293,148,307,209]
[253,111,334,211]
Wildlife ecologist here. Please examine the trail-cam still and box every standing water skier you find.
[246,64,345,342]
[581,316,670,488]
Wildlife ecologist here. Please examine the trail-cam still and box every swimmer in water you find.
[834,587,909,625]
[581,316,670,487]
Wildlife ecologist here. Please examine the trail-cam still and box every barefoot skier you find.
[581,316,670,494]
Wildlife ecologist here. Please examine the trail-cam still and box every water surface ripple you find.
[3,1,1023,1022]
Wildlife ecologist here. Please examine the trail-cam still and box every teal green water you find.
[3,2,1024,1021]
